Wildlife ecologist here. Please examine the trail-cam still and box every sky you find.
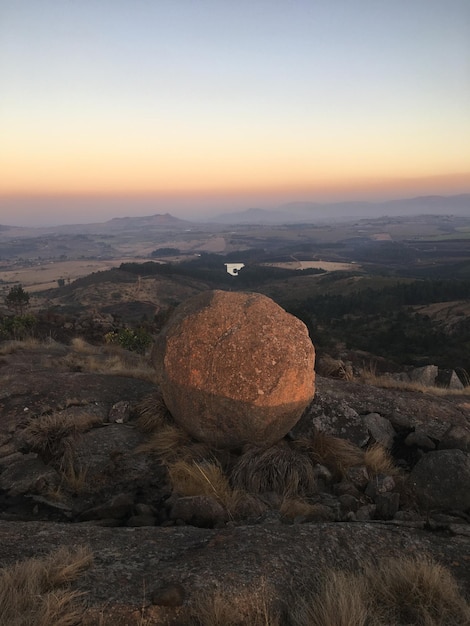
[1,0,469,226]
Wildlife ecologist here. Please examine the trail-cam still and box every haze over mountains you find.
[211,194,470,224]
[0,194,469,234]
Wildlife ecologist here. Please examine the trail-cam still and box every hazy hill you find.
[211,194,470,224]
[0,213,192,238]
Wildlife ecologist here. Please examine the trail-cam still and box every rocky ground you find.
[0,339,469,624]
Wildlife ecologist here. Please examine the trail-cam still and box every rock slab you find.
[152,290,315,448]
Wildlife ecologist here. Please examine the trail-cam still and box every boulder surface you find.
[152,290,315,448]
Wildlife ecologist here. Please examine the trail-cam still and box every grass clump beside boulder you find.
[292,432,365,479]
[230,441,317,497]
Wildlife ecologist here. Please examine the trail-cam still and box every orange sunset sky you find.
[1,1,469,225]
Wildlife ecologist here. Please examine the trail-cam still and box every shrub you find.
[104,327,152,354]
[0,314,36,340]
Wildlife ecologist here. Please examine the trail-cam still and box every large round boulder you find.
[152,290,315,448]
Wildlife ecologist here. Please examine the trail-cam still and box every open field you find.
[261,261,359,272]
[0,258,151,293]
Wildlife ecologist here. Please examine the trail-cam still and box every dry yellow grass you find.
[167,459,230,499]
[135,391,172,433]
[230,441,317,497]
[364,443,399,476]
[290,556,470,626]
[293,432,364,479]
[291,569,369,626]
[358,367,470,396]
[0,338,41,354]
[187,578,279,626]
[137,424,211,463]
[59,460,89,493]
[316,355,354,380]
[166,459,251,518]
[0,546,93,626]
[21,412,101,463]
[70,337,94,353]
[279,497,327,521]
[61,349,155,382]
[365,556,470,625]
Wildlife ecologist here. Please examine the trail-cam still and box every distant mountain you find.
[210,194,470,224]
[104,213,189,229]
[0,213,193,237]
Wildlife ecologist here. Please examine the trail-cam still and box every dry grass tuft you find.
[187,578,279,626]
[135,391,172,433]
[279,497,326,521]
[316,355,354,381]
[59,458,89,492]
[138,424,201,462]
[167,459,230,500]
[70,337,94,353]
[293,432,364,479]
[358,367,470,396]
[364,443,399,476]
[166,459,252,517]
[291,556,470,626]
[230,441,316,498]
[0,338,41,354]
[62,341,155,381]
[366,556,470,625]
[20,412,101,464]
[291,568,369,626]
[0,546,93,626]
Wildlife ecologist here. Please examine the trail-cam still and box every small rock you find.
[374,492,400,520]
[345,466,369,490]
[405,431,436,450]
[126,515,156,527]
[355,504,376,521]
[109,401,131,424]
[151,583,186,607]
[363,413,396,449]
[333,480,362,498]
[409,365,438,387]
[134,503,156,516]
[365,474,396,499]
[77,493,135,522]
[313,464,334,484]
[393,510,421,522]
[435,369,465,390]
[439,425,470,453]
[304,504,337,522]
[338,494,360,513]
[410,449,470,512]
[169,495,228,528]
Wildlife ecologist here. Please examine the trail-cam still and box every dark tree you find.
[5,285,30,314]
